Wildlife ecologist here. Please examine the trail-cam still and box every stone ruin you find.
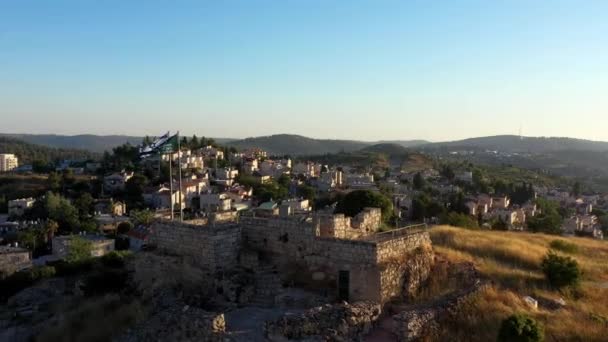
[145,208,437,341]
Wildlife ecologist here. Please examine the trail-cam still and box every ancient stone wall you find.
[240,216,318,258]
[375,231,434,302]
[375,231,432,264]
[210,211,239,224]
[150,220,241,271]
[351,207,382,236]
[316,208,382,240]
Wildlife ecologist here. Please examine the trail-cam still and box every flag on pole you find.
[139,132,170,157]
[158,134,179,154]
[139,132,178,157]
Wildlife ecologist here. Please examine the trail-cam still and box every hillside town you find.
[1,134,607,341]
[1,134,606,271]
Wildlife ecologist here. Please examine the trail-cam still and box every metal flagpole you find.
[169,147,174,221]
[177,131,184,222]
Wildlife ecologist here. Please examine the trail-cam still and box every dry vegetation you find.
[430,225,608,341]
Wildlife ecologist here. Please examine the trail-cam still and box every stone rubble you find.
[265,301,382,341]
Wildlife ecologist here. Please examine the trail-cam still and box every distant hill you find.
[421,135,608,153]
[0,134,143,153]
[360,143,410,155]
[227,134,370,156]
[0,137,97,165]
[0,134,236,153]
[375,140,430,148]
[227,134,428,156]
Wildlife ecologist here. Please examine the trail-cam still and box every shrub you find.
[0,266,56,301]
[100,250,133,268]
[549,240,578,254]
[81,268,129,297]
[541,251,581,289]
[442,212,479,229]
[498,314,544,342]
[117,221,133,235]
[51,258,95,276]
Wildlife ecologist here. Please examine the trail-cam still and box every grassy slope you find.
[430,226,608,341]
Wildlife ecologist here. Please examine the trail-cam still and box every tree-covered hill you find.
[0,137,97,165]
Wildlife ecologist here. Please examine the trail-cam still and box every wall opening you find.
[338,270,350,301]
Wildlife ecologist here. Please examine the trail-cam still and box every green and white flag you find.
[158,134,179,154]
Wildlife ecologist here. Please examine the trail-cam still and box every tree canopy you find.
[335,190,393,221]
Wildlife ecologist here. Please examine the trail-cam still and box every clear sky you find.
[1,1,607,142]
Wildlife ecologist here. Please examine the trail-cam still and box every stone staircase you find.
[251,265,282,307]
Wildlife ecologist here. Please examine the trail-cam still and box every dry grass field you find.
[429,225,608,341]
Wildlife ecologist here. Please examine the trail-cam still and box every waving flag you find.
[139,132,177,157]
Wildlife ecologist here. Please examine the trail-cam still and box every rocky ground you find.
[0,250,484,342]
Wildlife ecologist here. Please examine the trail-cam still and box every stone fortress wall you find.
[150,220,242,272]
[150,209,431,304]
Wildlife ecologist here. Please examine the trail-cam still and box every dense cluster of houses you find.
[2,143,607,279]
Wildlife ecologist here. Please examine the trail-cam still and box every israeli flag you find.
[139,132,171,157]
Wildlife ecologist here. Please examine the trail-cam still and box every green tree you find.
[130,209,155,227]
[527,199,563,235]
[74,193,94,219]
[297,185,316,203]
[498,314,544,342]
[66,236,93,263]
[31,192,80,233]
[413,172,426,190]
[541,251,581,289]
[124,174,148,210]
[411,194,445,221]
[440,165,455,181]
[277,174,291,188]
[335,190,393,221]
[32,159,52,173]
[190,135,200,149]
[572,181,582,197]
[47,172,61,192]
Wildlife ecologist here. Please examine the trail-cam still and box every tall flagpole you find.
[169,147,174,221]
[177,131,184,222]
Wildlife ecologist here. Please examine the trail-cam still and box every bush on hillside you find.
[549,240,578,254]
[100,250,133,268]
[442,212,479,229]
[541,251,581,289]
[498,314,544,342]
[0,266,56,301]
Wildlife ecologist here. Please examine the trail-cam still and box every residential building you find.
[8,198,36,217]
[200,146,225,160]
[199,193,232,212]
[143,185,185,210]
[282,198,311,214]
[52,235,115,259]
[94,199,126,216]
[215,168,239,186]
[0,154,18,172]
[492,196,510,209]
[0,246,31,277]
[255,201,279,217]
[103,171,134,193]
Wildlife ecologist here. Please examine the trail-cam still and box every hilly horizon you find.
[2,132,608,157]
[421,135,608,153]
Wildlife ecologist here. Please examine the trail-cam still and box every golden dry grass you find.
[430,225,608,341]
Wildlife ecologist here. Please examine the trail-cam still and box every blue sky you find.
[1,1,607,141]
